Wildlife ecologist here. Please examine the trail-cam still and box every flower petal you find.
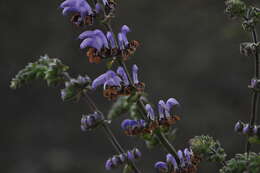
[132,64,139,84]
[117,66,129,85]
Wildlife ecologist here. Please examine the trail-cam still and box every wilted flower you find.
[78,25,140,63]
[105,148,141,170]
[91,65,144,100]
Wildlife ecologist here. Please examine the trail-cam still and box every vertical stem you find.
[246,28,260,153]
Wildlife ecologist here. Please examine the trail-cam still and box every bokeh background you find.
[2,0,260,172]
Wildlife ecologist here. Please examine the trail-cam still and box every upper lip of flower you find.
[60,0,93,17]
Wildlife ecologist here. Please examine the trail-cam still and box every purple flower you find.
[127,151,135,161]
[121,25,130,46]
[177,150,185,168]
[105,159,113,170]
[117,66,129,85]
[234,121,244,133]
[111,156,120,166]
[132,64,139,84]
[145,104,155,120]
[165,98,179,117]
[119,153,126,162]
[103,76,122,89]
[92,70,117,89]
[107,32,116,49]
[121,119,135,130]
[158,100,166,119]
[166,153,178,171]
[95,3,102,13]
[242,124,250,135]
[154,161,168,173]
[79,29,109,51]
[118,33,125,50]
[184,148,192,165]
[60,0,93,18]
[132,148,142,159]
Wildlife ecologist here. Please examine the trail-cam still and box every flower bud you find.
[234,121,244,133]
[154,161,168,173]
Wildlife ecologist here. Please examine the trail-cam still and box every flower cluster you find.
[154,149,199,173]
[146,98,180,125]
[234,121,260,137]
[91,64,144,100]
[105,148,141,170]
[80,111,104,131]
[79,25,140,63]
[120,98,180,136]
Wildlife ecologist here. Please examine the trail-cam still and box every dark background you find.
[2,0,260,172]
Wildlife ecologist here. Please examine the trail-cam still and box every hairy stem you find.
[246,27,260,153]
[83,94,142,173]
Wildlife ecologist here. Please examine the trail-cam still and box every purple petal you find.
[118,33,125,50]
[133,148,142,159]
[105,159,113,170]
[243,124,250,135]
[127,151,135,161]
[94,30,109,48]
[92,70,116,89]
[60,0,77,8]
[158,100,166,119]
[177,150,185,168]
[145,104,155,120]
[166,154,178,171]
[80,38,102,50]
[121,119,132,130]
[154,161,168,172]
[106,32,116,49]
[111,156,120,166]
[184,148,192,165]
[132,64,139,84]
[165,98,179,117]
[234,121,243,133]
[62,7,78,16]
[95,3,102,13]
[78,31,95,39]
[78,0,93,16]
[121,25,130,46]
[119,153,126,162]
[117,66,129,85]
[121,25,131,33]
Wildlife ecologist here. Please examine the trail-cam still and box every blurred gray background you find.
[2,0,260,172]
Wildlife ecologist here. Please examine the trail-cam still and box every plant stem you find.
[97,0,178,160]
[246,28,260,153]
[83,94,141,173]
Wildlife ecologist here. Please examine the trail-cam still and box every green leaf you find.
[220,152,260,173]
[189,135,226,162]
[249,136,260,144]
[10,55,69,89]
